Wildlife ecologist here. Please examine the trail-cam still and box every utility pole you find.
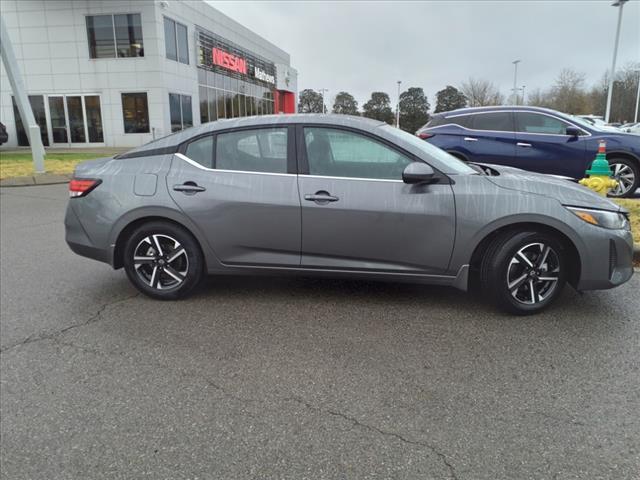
[512,60,521,105]
[605,0,628,123]
[0,15,45,173]
[396,80,402,128]
[521,85,526,105]
[318,88,328,114]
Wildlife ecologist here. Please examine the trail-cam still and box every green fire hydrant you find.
[579,140,619,196]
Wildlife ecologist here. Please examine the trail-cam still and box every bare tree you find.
[526,88,552,108]
[460,78,504,106]
[548,69,589,114]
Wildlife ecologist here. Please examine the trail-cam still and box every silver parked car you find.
[65,114,634,314]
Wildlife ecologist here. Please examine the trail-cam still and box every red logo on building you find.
[212,47,247,75]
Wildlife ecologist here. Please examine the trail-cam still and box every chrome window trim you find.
[439,110,591,137]
[300,174,404,183]
[174,152,294,177]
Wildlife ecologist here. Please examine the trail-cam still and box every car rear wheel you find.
[123,221,204,300]
[608,157,639,198]
[480,231,567,315]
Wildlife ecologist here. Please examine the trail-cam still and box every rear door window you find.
[470,112,514,132]
[215,128,287,173]
[184,135,214,168]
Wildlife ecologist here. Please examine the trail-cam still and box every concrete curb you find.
[0,174,71,187]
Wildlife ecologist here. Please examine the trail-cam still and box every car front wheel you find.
[480,231,567,315]
[123,221,204,300]
[608,157,639,198]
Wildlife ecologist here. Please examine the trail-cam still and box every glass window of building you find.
[84,96,104,142]
[66,96,86,143]
[86,14,143,59]
[199,87,209,124]
[121,93,150,133]
[216,128,287,173]
[114,14,144,57]
[169,93,193,132]
[195,29,276,122]
[11,96,49,146]
[48,97,68,143]
[164,17,188,64]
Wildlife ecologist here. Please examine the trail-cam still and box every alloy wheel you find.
[133,234,189,290]
[506,242,560,305]
[609,163,635,197]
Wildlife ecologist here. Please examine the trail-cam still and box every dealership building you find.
[0,0,297,149]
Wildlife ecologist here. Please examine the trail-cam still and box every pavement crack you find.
[0,293,140,355]
[285,396,458,480]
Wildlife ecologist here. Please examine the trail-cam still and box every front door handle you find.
[173,182,206,194]
[517,142,532,147]
[464,137,478,142]
[304,191,339,204]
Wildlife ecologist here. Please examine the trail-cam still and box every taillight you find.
[69,178,101,198]
[417,132,434,139]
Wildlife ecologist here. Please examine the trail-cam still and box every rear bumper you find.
[65,203,111,265]
[576,227,634,291]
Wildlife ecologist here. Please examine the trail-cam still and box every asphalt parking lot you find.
[1,184,639,480]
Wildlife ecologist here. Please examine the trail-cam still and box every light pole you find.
[396,81,402,128]
[521,85,526,105]
[634,70,640,123]
[318,88,328,113]
[512,60,521,105]
[604,0,628,123]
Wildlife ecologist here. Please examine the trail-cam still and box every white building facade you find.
[0,0,298,149]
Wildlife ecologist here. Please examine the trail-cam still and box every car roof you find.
[434,105,568,117]
[123,114,386,155]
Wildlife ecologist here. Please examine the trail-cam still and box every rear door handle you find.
[464,137,478,142]
[173,182,206,193]
[304,191,339,204]
[517,142,532,147]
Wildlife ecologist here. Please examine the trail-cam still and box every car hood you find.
[478,164,623,211]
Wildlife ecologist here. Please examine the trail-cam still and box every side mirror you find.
[402,162,436,184]
[566,126,581,137]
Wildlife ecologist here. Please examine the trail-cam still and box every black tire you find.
[123,221,204,300]
[607,157,639,198]
[480,230,567,315]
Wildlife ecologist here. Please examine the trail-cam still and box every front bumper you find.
[576,227,634,291]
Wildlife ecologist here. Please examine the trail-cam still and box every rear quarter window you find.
[443,115,472,128]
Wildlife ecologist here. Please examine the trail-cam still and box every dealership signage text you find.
[254,67,275,85]
[212,47,247,74]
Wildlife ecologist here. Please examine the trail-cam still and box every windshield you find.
[380,125,477,174]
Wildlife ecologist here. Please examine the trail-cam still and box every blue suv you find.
[416,106,640,197]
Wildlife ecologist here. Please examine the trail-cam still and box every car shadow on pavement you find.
[189,273,617,325]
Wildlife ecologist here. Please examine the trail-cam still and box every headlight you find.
[565,206,630,230]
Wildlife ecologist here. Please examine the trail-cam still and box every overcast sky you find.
[211,1,640,107]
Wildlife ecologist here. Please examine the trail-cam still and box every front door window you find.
[515,112,570,135]
[303,127,412,180]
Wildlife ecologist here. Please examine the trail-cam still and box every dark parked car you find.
[416,106,640,197]
[65,114,633,314]
[0,122,8,145]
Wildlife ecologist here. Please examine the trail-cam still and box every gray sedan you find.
[65,114,634,314]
